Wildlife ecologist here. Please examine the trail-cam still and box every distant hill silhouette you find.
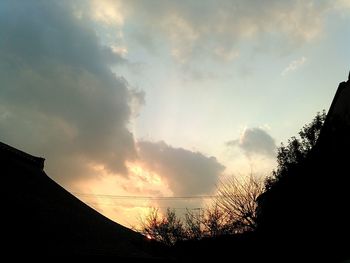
[0,141,164,257]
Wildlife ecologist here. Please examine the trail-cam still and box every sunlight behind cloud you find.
[73,163,173,228]
[90,0,124,26]
[1,0,349,234]
[126,161,165,188]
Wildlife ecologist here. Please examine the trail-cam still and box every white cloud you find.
[281,56,307,76]
[227,127,276,158]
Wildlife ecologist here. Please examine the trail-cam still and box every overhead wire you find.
[72,192,216,210]
[72,192,219,200]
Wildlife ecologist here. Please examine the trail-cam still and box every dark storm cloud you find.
[137,141,225,195]
[0,1,138,183]
[227,128,276,158]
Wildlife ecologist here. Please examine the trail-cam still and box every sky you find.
[1,0,349,228]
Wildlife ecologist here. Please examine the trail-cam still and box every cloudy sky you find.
[1,0,349,227]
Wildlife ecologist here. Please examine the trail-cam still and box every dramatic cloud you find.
[0,0,226,198]
[98,0,337,63]
[0,1,140,183]
[282,57,307,76]
[227,128,276,158]
[2,0,345,228]
[137,141,225,195]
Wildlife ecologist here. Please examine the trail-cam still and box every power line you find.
[85,201,202,210]
[72,192,218,200]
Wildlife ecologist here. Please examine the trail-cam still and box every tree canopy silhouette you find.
[265,110,326,190]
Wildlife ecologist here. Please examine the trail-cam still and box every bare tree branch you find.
[216,174,264,232]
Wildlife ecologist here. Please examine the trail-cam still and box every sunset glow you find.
[72,160,174,227]
[126,161,163,187]
[1,0,349,230]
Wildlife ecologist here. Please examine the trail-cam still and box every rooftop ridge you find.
[0,141,45,170]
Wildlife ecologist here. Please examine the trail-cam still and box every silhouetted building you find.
[0,141,162,257]
[0,141,45,170]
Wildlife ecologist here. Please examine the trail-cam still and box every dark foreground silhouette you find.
[255,74,350,262]
[172,74,350,262]
[1,74,350,261]
[0,141,167,258]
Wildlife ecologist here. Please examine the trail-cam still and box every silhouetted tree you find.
[216,175,264,232]
[183,205,231,238]
[140,208,185,246]
[184,208,202,240]
[140,174,264,244]
[203,204,234,236]
[265,110,326,189]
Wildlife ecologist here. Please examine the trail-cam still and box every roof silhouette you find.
[0,141,45,170]
[0,142,163,257]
